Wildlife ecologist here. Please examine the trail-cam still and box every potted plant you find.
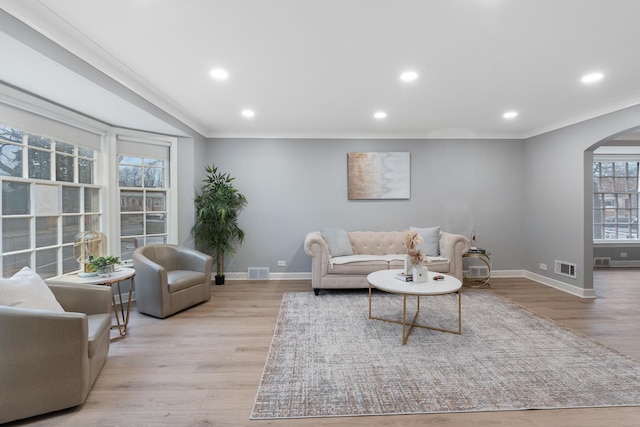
[192,165,248,285]
[88,255,122,276]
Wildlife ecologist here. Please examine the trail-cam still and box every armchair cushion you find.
[0,267,64,312]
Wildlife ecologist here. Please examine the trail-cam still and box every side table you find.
[463,250,491,288]
[46,267,136,337]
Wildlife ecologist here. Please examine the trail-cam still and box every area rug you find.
[251,290,640,419]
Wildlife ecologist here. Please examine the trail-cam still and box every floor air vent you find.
[555,260,577,279]
[594,257,611,267]
[248,267,270,280]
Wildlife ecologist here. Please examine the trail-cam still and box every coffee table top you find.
[367,269,462,296]
[46,267,135,286]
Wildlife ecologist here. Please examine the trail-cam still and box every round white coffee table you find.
[367,269,462,344]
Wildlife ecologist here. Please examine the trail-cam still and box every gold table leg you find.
[110,276,134,338]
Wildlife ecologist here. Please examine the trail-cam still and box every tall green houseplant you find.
[192,165,247,285]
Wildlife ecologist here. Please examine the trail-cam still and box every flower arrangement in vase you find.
[403,230,428,282]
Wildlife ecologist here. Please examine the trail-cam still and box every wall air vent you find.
[594,257,611,268]
[468,266,489,279]
[555,260,577,279]
[248,267,270,280]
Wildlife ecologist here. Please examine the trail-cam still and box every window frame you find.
[593,155,640,243]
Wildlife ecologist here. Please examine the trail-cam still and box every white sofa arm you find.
[439,231,470,281]
[304,231,331,287]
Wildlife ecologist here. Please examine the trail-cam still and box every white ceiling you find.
[2,0,640,139]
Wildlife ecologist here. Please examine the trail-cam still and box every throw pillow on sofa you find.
[410,226,440,256]
[320,227,353,257]
[0,266,64,312]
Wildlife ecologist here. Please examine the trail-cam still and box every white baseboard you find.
[222,270,597,298]
[609,260,640,268]
[523,271,596,298]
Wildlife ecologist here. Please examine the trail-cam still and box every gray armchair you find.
[0,283,112,424]
[132,244,213,318]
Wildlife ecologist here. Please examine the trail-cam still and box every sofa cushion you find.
[320,227,353,256]
[410,226,440,256]
[0,267,64,312]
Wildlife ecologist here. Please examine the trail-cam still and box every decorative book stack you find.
[395,273,413,282]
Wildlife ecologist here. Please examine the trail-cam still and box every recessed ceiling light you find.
[241,109,255,118]
[581,72,604,84]
[374,111,387,119]
[399,71,418,82]
[210,68,229,80]
[503,111,518,119]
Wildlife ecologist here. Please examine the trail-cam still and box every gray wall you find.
[176,134,209,246]
[207,138,524,274]
[523,104,640,291]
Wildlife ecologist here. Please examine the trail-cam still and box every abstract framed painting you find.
[347,152,410,200]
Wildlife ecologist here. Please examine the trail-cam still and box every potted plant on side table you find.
[89,255,122,277]
[192,164,248,285]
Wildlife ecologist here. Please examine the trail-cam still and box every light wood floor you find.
[9,270,640,426]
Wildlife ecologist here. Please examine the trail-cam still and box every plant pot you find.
[215,275,225,285]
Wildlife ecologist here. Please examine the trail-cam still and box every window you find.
[0,124,100,278]
[117,138,170,260]
[593,159,640,241]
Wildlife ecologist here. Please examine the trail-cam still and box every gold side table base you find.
[110,276,135,338]
[368,285,462,345]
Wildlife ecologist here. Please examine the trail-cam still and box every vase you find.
[99,264,114,277]
[404,255,412,275]
[413,265,428,282]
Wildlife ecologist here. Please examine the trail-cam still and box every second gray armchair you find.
[132,244,213,318]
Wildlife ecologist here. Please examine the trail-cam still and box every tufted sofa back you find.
[348,231,407,255]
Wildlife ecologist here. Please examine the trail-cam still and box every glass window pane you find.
[28,148,52,180]
[144,167,164,188]
[3,252,30,277]
[614,162,627,177]
[28,134,51,149]
[84,214,100,231]
[63,245,77,273]
[120,237,139,261]
[119,156,142,165]
[55,141,74,154]
[0,144,23,177]
[119,165,142,187]
[62,186,80,213]
[84,188,100,212]
[78,147,93,158]
[78,158,93,184]
[2,181,30,215]
[145,235,167,246]
[62,215,80,244]
[0,125,23,143]
[36,217,57,247]
[629,162,639,177]
[121,213,143,236]
[56,153,74,182]
[600,162,614,177]
[3,217,29,251]
[146,213,166,234]
[36,248,58,279]
[147,192,165,211]
[121,191,143,212]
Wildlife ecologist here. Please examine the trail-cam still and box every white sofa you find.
[304,228,470,295]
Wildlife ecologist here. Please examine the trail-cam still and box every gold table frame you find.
[463,251,492,288]
[367,269,462,345]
